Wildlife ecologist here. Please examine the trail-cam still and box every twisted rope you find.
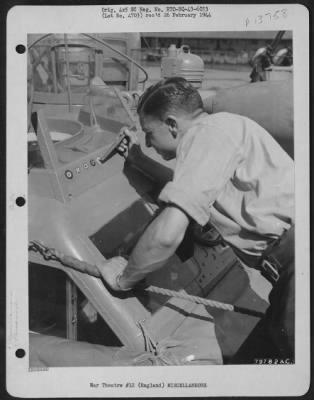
[29,240,264,318]
[139,285,234,312]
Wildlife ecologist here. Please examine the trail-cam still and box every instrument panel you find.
[29,87,137,201]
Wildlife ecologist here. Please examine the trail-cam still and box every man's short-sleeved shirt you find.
[158,112,294,263]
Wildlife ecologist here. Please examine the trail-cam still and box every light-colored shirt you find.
[158,112,294,264]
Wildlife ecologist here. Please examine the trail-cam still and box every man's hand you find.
[117,127,143,163]
[97,256,130,291]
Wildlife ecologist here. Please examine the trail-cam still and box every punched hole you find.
[15,44,26,54]
[15,348,25,358]
[16,197,26,207]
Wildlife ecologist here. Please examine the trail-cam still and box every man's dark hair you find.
[137,77,203,120]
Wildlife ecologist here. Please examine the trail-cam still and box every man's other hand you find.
[98,256,130,291]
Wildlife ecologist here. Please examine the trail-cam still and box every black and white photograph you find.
[6,4,310,398]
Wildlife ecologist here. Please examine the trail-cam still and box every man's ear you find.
[165,115,178,138]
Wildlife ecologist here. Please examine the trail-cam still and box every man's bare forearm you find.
[118,207,189,289]
[118,220,178,289]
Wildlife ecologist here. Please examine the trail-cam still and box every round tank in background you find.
[203,80,294,158]
[161,44,205,88]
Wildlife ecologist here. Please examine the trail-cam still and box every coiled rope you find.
[29,240,264,318]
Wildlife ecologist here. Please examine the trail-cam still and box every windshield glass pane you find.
[28,88,134,169]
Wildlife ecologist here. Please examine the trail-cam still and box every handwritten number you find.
[256,15,263,24]
[245,8,288,27]
[273,10,279,20]
[281,8,288,18]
